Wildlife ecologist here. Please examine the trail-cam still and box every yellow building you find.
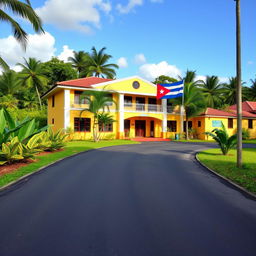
[42,76,256,140]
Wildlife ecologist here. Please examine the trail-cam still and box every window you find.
[74,91,89,104]
[198,121,201,127]
[248,119,253,129]
[74,118,91,132]
[52,95,55,107]
[228,118,233,129]
[99,123,113,132]
[184,121,193,132]
[167,121,177,132]
[148,98,157,112]
[124,96,132,106]
[52,118,54,124]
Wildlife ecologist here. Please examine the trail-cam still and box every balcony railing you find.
[71,101,174,113]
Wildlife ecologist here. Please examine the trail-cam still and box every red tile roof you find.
[57,77,113,88]
[201,107,256,118]
[230,101,256,113]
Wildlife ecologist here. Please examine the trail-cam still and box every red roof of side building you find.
[57,77,113,88]
[201,107,256,118]
[229,101,256,113]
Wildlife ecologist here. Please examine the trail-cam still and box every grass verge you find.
[0,140,138,188]
[178,139,216,143]
[197,148,256,194]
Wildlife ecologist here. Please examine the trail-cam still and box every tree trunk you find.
[35,85,42,110]
[186,117,189,140]
[236,0,242,167]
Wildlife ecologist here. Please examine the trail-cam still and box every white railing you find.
[124,103,163,113]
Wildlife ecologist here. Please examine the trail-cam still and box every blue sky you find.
[0,0,255,85]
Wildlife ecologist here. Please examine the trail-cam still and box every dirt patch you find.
[37,148,64,156]
[0,159,35,176]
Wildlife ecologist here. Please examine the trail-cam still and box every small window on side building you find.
[248,119,253,129]
[228,118,233,129]
[52,118,54,124]
[52,95,55,107]
[198,121,201,127]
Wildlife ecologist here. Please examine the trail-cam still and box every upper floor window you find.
[124,96,132,106]
[52,95,55,107]
[74,118,91,132]
[248,119,253,129]
[106,93,113,106]
[198,121,201,127]
[74,91,89,104]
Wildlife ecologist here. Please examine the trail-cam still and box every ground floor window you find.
[228,118,233,129]
[198,121,201,127]
[167,120,177,132]
[99,123,113,132]
[183,121,192,132]
[74,118,91,132]
[248,119,253,129]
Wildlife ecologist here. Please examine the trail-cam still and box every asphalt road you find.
[0,142,256,256]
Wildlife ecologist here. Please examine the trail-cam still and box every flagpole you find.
[180,80,184,138]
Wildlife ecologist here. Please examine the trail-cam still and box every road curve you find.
[0,142,255,256]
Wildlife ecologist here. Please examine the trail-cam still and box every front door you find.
[135,120,146,137]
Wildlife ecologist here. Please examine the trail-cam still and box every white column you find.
[119,93,124,132]
[162,99,167,132]
[64,89,70,130]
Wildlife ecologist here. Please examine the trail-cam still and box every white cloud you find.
[116,0,143,14]
[248,60,254,65]
[150,0,163,2]
[134,53,146,64]
[139,61,182,81]
[196,75,206,82]
[58,45,74,62]
[36,0,111,33]
[0,32,56,71]
[117,57,128,68]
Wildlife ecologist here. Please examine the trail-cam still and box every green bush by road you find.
[198,148,256,194]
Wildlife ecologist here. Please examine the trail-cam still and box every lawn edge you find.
[0,143,136,192]
[195,152,256,200]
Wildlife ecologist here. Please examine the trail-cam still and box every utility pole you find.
[235,0,242,168]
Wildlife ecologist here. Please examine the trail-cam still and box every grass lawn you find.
[0,140,139,188]
[178,139,216,143]
[242,139,256,144]
[198,148,256,194]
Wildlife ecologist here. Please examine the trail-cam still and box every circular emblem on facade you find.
[132,81,140,89]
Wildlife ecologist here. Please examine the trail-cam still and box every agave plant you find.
[205,123,237,155]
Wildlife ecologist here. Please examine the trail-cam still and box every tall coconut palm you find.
[18,57,48,110]
[82,47,119,79]
[0,0,44,69]
[180,70,199,85]
[198,76,224,108]
[173,83,206,139]
[0,70,20,95]
[80,90,116,142]
[244,78,256,101]
[68,51,88,77]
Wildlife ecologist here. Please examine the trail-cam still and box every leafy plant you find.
[0,137,23,165]
[44,128,68,151]
[205,123,237,155]
[242,128,250,140]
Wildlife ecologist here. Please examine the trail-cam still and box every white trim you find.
[64,90,70,130]
[119,94,124,132]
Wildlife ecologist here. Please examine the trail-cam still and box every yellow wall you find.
[95,77,156,95]
[47,90,64,132]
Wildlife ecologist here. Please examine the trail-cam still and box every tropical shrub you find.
[43,128,68,151]
[242,128,250,140]
[205,123,237,155]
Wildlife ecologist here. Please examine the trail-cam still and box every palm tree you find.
[0,70,20,95]
[198,76,224,108]
[80,90,116,142]
[82,47,119,79]
[68,51,88,77]
[18,57,48,110]
[0,0,44,69]
[222,77,246,105]
[173,83,206,139]
[180,70,199,85]
[244,78,256,100]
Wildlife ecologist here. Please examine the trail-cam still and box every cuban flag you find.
[157,80,184,99]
